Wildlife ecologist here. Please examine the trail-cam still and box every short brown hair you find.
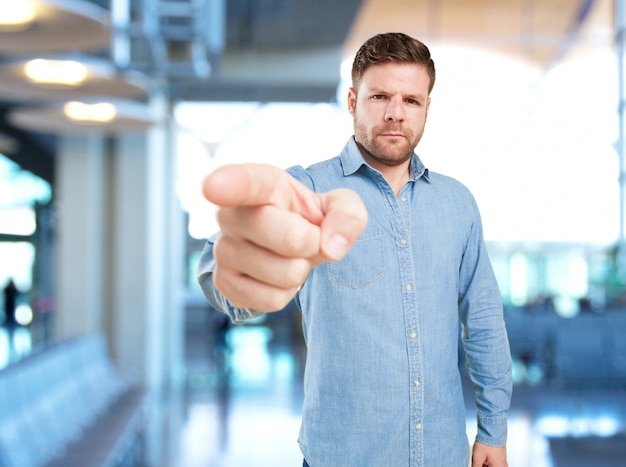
[351,32,436,94]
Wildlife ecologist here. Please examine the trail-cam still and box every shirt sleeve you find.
[196,233,263,323]
[457,193,513,447]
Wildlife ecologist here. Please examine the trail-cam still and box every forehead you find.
[358,62,431,95]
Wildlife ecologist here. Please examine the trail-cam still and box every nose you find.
[384,97,405,122]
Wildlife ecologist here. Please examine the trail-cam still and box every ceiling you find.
[346,0,613,68]
[142,0,615,102]
[0,0,615,185]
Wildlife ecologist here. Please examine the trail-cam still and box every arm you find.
[197,163,368,314]
[458,195,512,452]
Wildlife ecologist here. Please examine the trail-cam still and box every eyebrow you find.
[372,90,427,103]
[366,86,426,100]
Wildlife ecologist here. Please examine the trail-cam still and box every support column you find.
[108,90,185,393]
[53,92,185,396]
[54,134,106,338]
[617,0,626,279]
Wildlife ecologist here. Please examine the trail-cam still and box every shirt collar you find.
[339,136,430,182]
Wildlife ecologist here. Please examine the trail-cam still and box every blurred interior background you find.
[1,0,626,466]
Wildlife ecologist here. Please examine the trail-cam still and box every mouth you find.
[381,132,405,139]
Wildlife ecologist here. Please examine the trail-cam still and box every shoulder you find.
[427,170,473,195]
[427,169,467,188]
[423,170,480,211]
[287,156,343,192]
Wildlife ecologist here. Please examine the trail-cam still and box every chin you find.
[383,147,413,164]
[374,153,412,167]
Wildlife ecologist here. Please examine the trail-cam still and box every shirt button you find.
[415,423,422,430]
[400,238,407,246]
[401,196,407,202]
[405,283,412,291]
[410,331,417,339]
[413,379,420,387]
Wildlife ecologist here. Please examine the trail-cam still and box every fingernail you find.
[324,234,350,260]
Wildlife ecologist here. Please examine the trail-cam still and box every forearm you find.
[463,314,512,446]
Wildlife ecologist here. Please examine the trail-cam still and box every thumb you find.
[318,188,368,261]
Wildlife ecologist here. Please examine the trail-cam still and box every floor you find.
[2,315,626,467]
[158,312,626,467]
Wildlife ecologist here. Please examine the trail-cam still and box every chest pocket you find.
[326,227,384,289]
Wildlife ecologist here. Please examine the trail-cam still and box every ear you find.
[347,87,357,116]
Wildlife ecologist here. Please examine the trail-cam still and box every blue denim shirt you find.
[197,137,512,466]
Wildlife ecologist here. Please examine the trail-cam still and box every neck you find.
[362,154,411,196]
[383,164,411,196]
[355,141,412,196]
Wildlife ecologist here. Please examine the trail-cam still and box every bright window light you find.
[510,253,528,306]
[175,47,619,245]
[0,242,35,291]
[0,154,51,207]
[24,59,88,88]
[0,207,36,236]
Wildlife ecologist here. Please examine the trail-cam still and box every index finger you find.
[202,163,286,207]
[202,163,325,224]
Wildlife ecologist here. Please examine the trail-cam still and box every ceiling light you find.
[0,58,149,101]
[0,0,36,31]
[63,101,117,123]
[9,99,156,134]
[24,59,88,88]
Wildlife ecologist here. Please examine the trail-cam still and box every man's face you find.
[348,62,431,169]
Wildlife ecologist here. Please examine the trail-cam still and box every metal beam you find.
[0,108,55,183]
[168,81,338,103]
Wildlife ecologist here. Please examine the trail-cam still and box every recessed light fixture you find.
[9,99,156,133]
[63,101,117,123]
[0,0,36,31]
[24,58,88,88]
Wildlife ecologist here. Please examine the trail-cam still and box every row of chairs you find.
[505,310,626,385]
[0,334,148,467]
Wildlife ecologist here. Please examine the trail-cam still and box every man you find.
[3,279,18,330]
[198,32,512,467]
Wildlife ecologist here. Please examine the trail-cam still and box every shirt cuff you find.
[197,261,263,324]
[475,412,508,447]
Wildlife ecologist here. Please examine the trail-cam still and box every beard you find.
[353,119,425,168]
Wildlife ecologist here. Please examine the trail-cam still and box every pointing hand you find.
[202,163,368,312]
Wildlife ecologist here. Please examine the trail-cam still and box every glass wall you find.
[0,153,52,363]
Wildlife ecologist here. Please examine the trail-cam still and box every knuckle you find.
[262,292,293,312]
[211,268,231,297]
[213,235,243,267]
[214,206,230,226]
[212,236,230,263]
[282,259,310,289]
[280,222,318,256]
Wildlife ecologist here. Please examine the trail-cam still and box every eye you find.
[405,98,420,105]
[371,94,387,100]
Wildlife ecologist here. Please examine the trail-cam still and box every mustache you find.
[378,124,409,136]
